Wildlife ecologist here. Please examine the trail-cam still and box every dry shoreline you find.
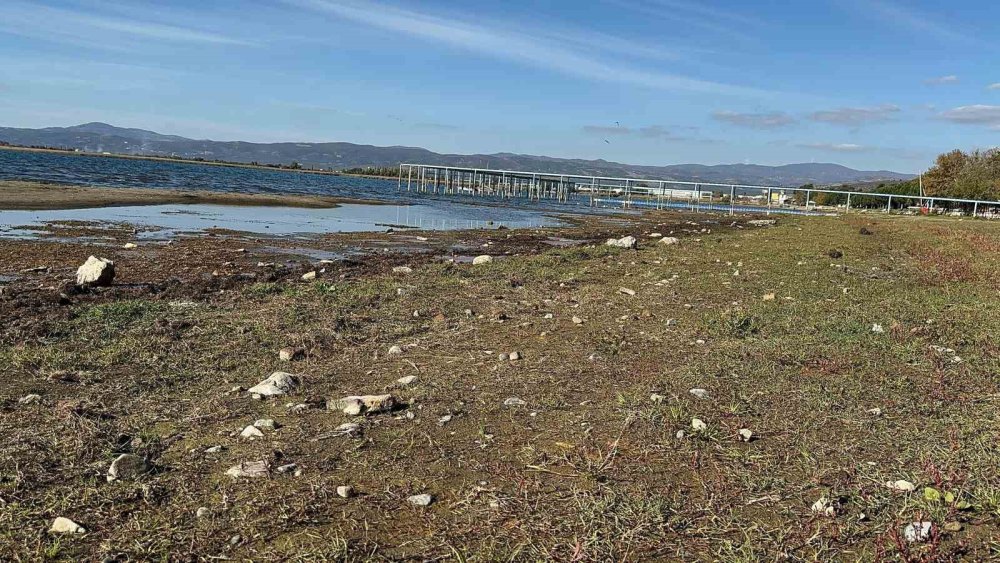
[0,180,384,211]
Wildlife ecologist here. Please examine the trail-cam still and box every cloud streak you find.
[797,142,869,153]
[938,105,1000,130]
[0,1,253,49]
[809,104,900,126]
[924,75,958,85]
[713,110,796,129]
[855,0,970,45]
[287,0,772,97]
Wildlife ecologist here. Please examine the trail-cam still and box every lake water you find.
[0,149,604,236]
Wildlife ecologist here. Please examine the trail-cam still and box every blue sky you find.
[1,0,998,173]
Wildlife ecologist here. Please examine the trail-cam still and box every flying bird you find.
[604,139,610,144]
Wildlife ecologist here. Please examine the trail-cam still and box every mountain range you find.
[0,123,915,187]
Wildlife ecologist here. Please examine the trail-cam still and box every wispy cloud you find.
[797,142,869,153]
[286,0,772,97]
[938,105,1000,130]
[853,0,970,44]
[713,111,796,129]
[0,1,253,49]
[604,0,763,43]
[989,83,1000,91]
[583,125,632,136]
[808,104,900,126]
[925,75,959,85]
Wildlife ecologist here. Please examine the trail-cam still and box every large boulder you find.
[605,236,637,249]
[328,394,397,415]
[76,256,115,286]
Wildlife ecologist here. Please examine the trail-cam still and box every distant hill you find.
[0,122,915,187]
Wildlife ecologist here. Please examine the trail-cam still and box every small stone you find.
[123,242,138,249]
[397,375,418,386]
[572,316,584,325]
[204,445,223,454]
[747,219,776,227]
[904,522,933,542]
[738,428,753,442]
[504,397,527,407]
[691,418,707,431]
[407,494,433,507]
[649,232,663,238]
[302,271,317,281]
[49,517,85,534]
[328,394,397,415]
[196,507,210,518]
[659,237,680,245]
[225,460,269,479]
[886,480,916,492]
[247,372,299,398]
[76,256,115,286]
[508,351,521,361]
[279,347,304,362]
[393,266,413,274]
[388,345,404,355]
[18,394,41,405]
[619,287,636,296]
[253,419,277,430]
[944,521,962,532]
[276,463,298,474]
[762,293,776,301]
[811,497,836,517]
[675,430,685,439]
[543,313,553,319]
[867,407,882,416]
[689,388,710,399]
[107,453,149,482]
[871,323,885,334]
[241,425,264,440]
[438,414,453,425]
[650,393,666,403]
[337,485,354,498]
[335,422,361,436]
[472,255,493,265]
[665,318,677,327]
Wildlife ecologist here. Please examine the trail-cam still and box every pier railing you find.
[398,163,1000,219]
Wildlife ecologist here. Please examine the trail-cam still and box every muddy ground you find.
[1,209,999,561]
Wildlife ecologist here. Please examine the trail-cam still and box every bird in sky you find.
[604,139,610,144]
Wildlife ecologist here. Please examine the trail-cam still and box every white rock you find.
[49,517,85,534]
[76,256,115,286]
[107,453,149,482]
[675,430,686,439]
[886,480,916,492]
[276,463,298,474]
[247,372,299,398]
[691,418,707,431]
[387,345,404,355]
[18,394,41,405]
[302,271,317,281]
[253,419,277,430]
[605,236,637,249]
[871,323,885,334]
[225,460,269,479]
[337,485,354,498]
[397,375,418,386]
[472,255,493,265]
[689,388,710,399]
[904,522,933,542]
[438,414,453,425]
[508,351,522,361]
[867,407,882,416]
[649,233,663,238]
[407,494,433,507]
[335,422,361,436]
[572,316,584,325]
[240,425,264,440]
[619,287,636,296]
[650,393,666,403]
[196,507,210,518]
[392,266,413,274]
[543,313,553,319]
[659,237,680,245]
[747,219,776,227]
[738,428,753,442]
[205,445,223,454]
[504,397,527,407]
[123,242,138,249]
[278,347,302,362]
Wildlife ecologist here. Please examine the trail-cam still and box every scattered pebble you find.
[328,394,397,415]
[247,371,299,398]
[49,517,86,534]
[886,480,916,492]
[649,393,665,403]
[738,428,753,442]
[619,287,636,296]
[123,242,138,249]
[276,463,298,474]
[606,235,638,249]
[107,453,149,482]
[18,394,41,405]
[572,316,584,325]
[660,236,680,245]
[504,397,527,407]
[393,266,413,274]
[472,255,493,265]
[691,418,707,431]
[301,271,317,281]
[689,388,710,399]
[225,460,269,479]
[397,375,418,386]
[240,425,265,440]
[407,494,433,507]
[387,345,404,355]
[871,323,885,334]
[811,497,836,517]
[196,507,210,518]
[337,485,354,498]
